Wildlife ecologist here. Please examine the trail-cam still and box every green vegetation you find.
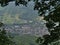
[0,13,28,24]
[13,35,38,45]
[35,0,60,45]
[0,22,14,45]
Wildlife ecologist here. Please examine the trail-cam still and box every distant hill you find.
[0,1,38,24]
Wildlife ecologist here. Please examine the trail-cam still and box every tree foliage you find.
[35,0,60,45]
[0,22,14,45]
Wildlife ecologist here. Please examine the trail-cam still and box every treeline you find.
[0,0,30,7]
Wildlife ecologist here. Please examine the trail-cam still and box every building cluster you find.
[4,24,49,36]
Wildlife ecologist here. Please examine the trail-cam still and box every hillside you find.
[13,34,38,45]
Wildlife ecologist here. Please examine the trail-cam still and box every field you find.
[13,34,38,45]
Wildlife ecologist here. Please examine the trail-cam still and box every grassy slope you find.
[13,35,38,45]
